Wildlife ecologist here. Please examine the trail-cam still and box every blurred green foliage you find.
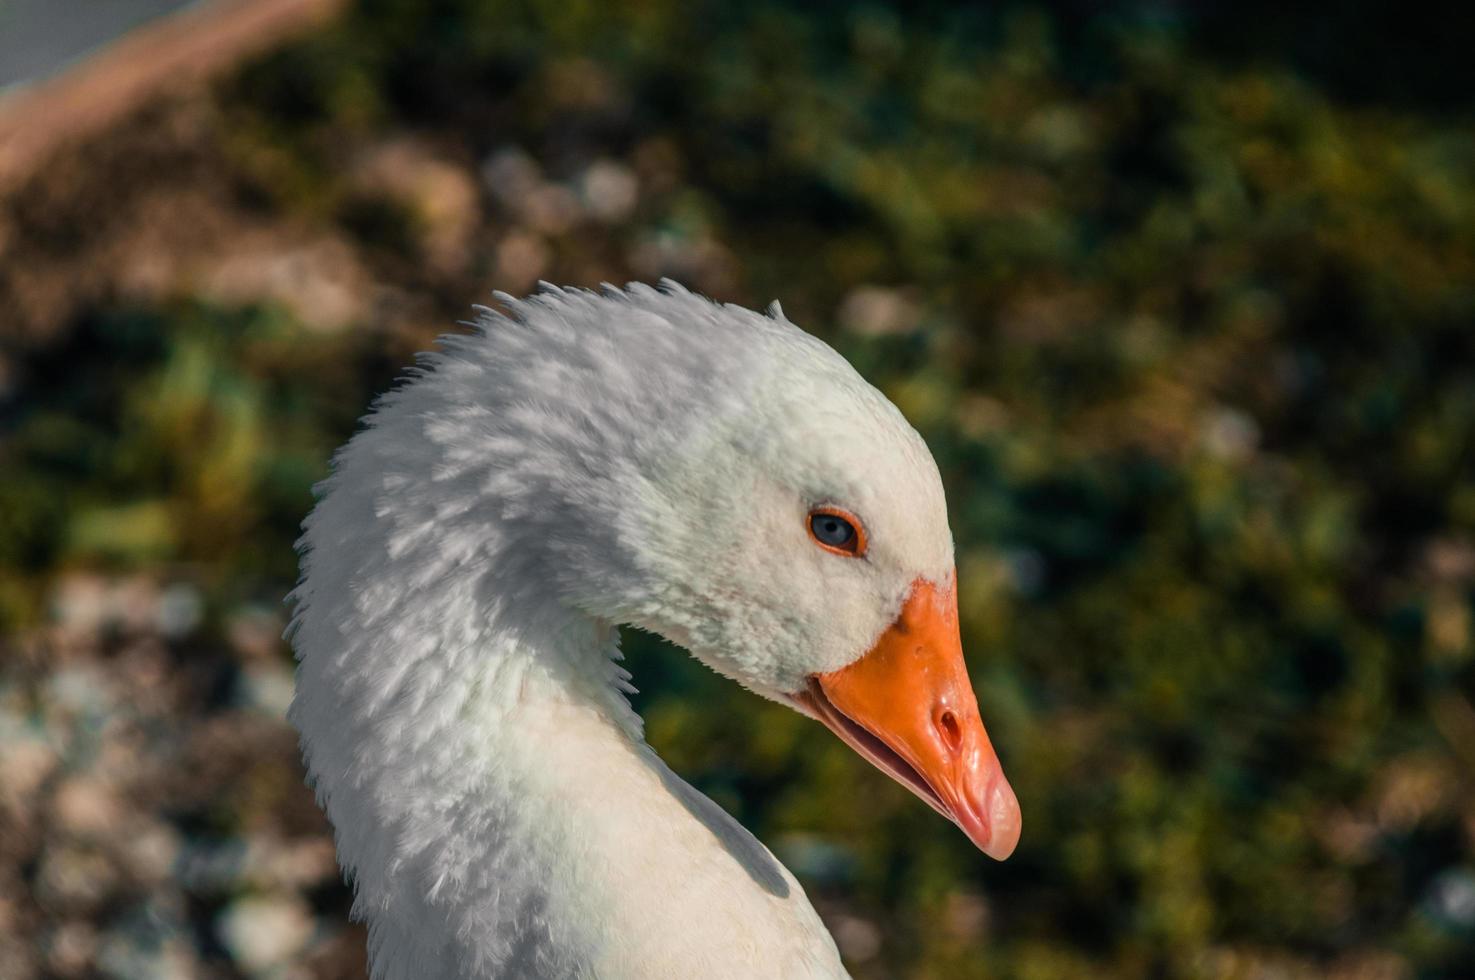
[2,2,1474,977]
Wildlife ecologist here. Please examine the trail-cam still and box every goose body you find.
[288,283,1019,979]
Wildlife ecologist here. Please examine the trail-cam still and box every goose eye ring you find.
[808,506,866,557]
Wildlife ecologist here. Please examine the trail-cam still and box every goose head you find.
[541,292,1022,861]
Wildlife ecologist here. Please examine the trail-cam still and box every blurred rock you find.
[495,231,552,292]
[1427,868,1475,929]
[235,660,296,719]
[44,921,97,977]
[542,57,625,112]
[1200,406,1260,462]
[49,574,113,638]
[1326,951,1413,980]
[177,837,251,893]
[1004,547,1047,597]
[628,232,737,295]
[51,776,123,838]
[0,734,58,814]
[228,604,286,662]
[481,146,543,208]
[45,667,115,725]
[110,577,162,634]
[956,394,1011,440]
[522,184,582,235]
[155,583,204,640]
[352,138,480,274]
[242,836,339,891]
[118,822,181,886]
[838,285,920,337]
[217,893,315,975]
[0,940,38,980]
[50,575,179,641]
[33,846,116,912]
[202,234,371,332]
[829,914,881,962]
[1426,589,1471,661]
[1022,104,1091,161]
[1374,753,1453,831]
[1320,808,1380,862]
[580,160,639,223]
[1424,538,1475,583]
[96,933,198,980]
[631,136,683,195]
[943,888,992,941]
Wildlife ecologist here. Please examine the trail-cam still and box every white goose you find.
[287,282,1020,979]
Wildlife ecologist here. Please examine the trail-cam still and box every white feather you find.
[288,281,954,978]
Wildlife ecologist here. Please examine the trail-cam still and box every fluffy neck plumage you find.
[288,407,625,976]
[287,286,849,979]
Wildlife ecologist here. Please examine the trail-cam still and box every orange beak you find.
[794,576,1021,860]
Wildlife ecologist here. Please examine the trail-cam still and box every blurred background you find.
[2,1,1474,977]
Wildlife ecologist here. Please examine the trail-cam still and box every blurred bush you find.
[1,2,1472,978]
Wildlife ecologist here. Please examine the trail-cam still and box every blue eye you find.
[808,508,865,556]
[811,515,853,546]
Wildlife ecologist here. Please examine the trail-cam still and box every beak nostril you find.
[937,709,961,752]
